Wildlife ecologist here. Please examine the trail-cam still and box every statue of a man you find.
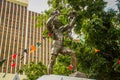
[46,10,77,74]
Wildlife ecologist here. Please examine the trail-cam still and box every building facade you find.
[0,0,51,76]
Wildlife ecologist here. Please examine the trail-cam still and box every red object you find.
[118,60,120,64]
[11,63,16,68]
[74,39,79,42]
[48,33,51,37]
[68,64,73,70]
[12,53,17,59]
[95,49,100,53]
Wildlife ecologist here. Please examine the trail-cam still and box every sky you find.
[28,0,49,13]
[104,0,117,10]
[28,0,118,13]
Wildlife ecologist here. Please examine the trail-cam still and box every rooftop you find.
[6,0,28,6]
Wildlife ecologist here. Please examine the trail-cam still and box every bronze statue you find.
[46,10,77,74]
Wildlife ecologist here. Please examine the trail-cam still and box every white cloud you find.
[28,0,49,13]
[28,0,118,13]
[105,0,118,10]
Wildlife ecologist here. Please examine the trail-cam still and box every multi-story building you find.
[0,0,51,79]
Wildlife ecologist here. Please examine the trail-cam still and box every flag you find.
[11,63,16,68]
[2,73,6,78]
[24,49,28,54]
[74,39,79,42]
[36,42,41,47]
[12,53,17,59]
[48,33,51,37]
[0,59,6,67]
[30,45,36,51]
[94,49,100,53]
[68,64,73,70]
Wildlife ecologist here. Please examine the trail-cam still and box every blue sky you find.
[28,0,118,13]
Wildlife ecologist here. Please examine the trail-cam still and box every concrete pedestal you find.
[37,75,94,80]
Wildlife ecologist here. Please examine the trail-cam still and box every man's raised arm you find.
[46,10,60,29]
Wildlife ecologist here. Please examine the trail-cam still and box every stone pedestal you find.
[69,71,88,78]
[37,74,93,80]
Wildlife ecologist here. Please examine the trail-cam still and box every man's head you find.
[52,18,63,29]
[50,10,60,16]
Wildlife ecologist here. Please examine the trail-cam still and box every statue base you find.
[37,74,92,80]
[69,71,88,78]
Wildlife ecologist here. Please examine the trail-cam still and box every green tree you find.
[18,62,47,80]
[37,0,120,79]
[53,55,72,75]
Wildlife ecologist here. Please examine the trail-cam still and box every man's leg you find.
[48,54,57,74]
[48,42,61,74]
[60,47,77,72]
[48,40,63,74]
